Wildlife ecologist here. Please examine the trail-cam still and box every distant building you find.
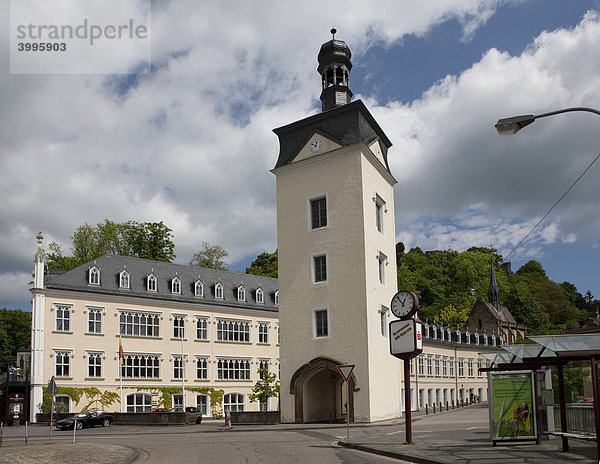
[466,256,525,343]
[566,307,600,334]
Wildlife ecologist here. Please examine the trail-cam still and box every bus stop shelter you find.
[481,333,600,459]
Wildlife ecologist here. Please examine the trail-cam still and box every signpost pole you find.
[346,379,350,439]
[404,359,412,444]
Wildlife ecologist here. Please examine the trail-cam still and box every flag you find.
[119,336,124,365]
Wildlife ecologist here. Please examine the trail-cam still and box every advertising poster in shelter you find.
[490,371,536,440]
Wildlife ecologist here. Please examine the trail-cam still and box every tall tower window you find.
[313,308,329,338]
[374,194,386,233]
[312,254,327,283]
[378,252,387,285]
[309,196,327,229]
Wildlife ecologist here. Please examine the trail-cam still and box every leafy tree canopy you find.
[516,260,547,279]
[47,220,175,270]
[248,367,280,405]
[0,308,31,372]
[245,250,278,278]
[190,242,230,270]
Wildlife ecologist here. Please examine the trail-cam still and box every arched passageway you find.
[290,357,355,423]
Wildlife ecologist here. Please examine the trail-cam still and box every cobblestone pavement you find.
[0,443,137,464]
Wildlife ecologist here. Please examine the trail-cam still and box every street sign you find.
[47,376,58,395]
[389,319,423,359]
[337,364,355,382]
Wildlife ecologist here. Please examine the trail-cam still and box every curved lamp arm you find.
[495,107,600,135]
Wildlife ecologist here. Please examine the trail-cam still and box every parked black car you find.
[56,409,113,430]
[170,406,203,424]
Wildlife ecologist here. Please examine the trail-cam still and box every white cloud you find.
[2,0,598,307]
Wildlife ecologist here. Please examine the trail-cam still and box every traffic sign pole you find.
[336,364,355,439]
[404,359,412,444]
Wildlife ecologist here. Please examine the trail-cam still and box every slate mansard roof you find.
[45,254,279,313]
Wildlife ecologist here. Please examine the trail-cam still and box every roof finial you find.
[330,28,337,40]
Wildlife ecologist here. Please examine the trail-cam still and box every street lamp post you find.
[495,107,600,135]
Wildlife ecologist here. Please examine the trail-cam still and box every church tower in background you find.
[272,30,401,423]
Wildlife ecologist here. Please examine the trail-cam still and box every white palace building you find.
[29,33,502,423]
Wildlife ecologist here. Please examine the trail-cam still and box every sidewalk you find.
[339,403,598,464]
[0,443,138,464]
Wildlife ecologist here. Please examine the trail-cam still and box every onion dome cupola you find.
[317,28,353,112]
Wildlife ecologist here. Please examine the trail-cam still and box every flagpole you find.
[119,336,124,413]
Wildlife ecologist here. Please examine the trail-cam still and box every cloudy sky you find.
[2,0,600,310]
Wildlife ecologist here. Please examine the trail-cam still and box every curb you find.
[338,441,442,464]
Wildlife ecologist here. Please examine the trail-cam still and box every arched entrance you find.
[290,357,355,423]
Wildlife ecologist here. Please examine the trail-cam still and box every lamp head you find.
[495,114,536,135]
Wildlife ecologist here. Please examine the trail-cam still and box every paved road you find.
[0,422,409,464]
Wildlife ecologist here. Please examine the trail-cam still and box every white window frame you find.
[147,274,157,292]
[449,357,455,377]
[89,266,100,285]
[171,277,181,294]
[195,357,208,380]
[312,253,328,283]
[121,354,161,379]
[258,322,269,344]
[380,306,389,338]
[313,308,329,339]
[194,280,204,297]
[378,252,387,285]
[196,394,209,416]
[427,355,433,376]
[215,282,224,299]
[126,393,152,413]
[195,316,209,340]
[87,307,103,334]
[418,355,424,376]
[274,290,279,305]
[173,315,185,339]
[256,288,264,304]
[87,351,103,378]
[374,194,386,233]
[119,270,130,289]
[217,358,251,380]
[223,393,245,413]
[119,310,160,337]
[55,304,72,332]
[172,355,185,379]
[237,285,246,302]
[54,350,72,378]
[216,319,251,343]
[308,194,328,230]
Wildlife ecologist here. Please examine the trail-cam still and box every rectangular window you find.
[258,323,269,344]
[467,358,474,377]
[380,306,388,338]
[217,358,251,380]
[449,357,455,377]
[196,317,208,340]
[378,252,387,285]
[477,359,484,377]
[310,196,327,229]
[55,305,71,332]
[259,360,269,380]
[196,395,208,415]
[458,359,465,377]
[55,351,70,377]
[442,358,448,377]
[409,358,414,375]
[172,394,183,409]
[173,356,184,379]
[313,254,327,283]
[314,309,329,338]
[87,308,102,333]
[119,311,160,337]
[196,357,208,380]
[173,316,185,339]
[427,356,433,376]
[216,320,250,342]
[375,194,385,233]
[434,357,440,376]
[121,354,160,379]
[418,355,424,376]
[87,353,102,378]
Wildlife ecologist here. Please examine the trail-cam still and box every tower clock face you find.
[310,139,322,153]
[391,290,419,319]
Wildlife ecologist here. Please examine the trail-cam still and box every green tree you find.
[433,305,470,330]
[245,250,278,278]
[0,308,31,372]
[47,220,175,270]
[248,367,280,408]
[516,260,547,279]
[190,242,230,270]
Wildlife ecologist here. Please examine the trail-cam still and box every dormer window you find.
[119,270,130,289]
[89,266,100,285]
[194,280,204,297]
[171,277,181,294]
[215,282,223,299]
[256,288,264,304]
[147,274,157,292]
[237,285,246,302]
[274,291,279,306]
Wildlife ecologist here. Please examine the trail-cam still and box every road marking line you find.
[385,430,404,436]
[336,436,344,439]
[466,426,479,430]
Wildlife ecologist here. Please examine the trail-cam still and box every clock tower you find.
[272,32,401,423]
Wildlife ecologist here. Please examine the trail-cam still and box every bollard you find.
[445,401,448,411]
[439,402,443,412]
[0,421,3,448]
[25,421,28,444]
[72,419,77,444]
[226,408,232,430]
[433,403,436,413]
[425,404,428,415]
